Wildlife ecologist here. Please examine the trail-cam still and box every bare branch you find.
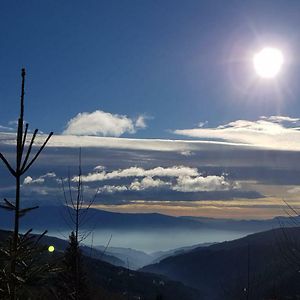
[0,198,16,211]
[21,131,53,174]
[100,234,112,259]
[20,129,38,171]
[20,123,29,154]
[283,199,300,219]
[20,68,25,121]
[19,206,39,217]
[0,153,16,176]
[67,171,75,209]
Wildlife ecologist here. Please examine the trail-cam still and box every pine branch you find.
[0,198,16,211]
[20,123,29,154]
[20,129,38,172]
[21,132,53,174]
[0,153,16,176]
[19,206,39,218]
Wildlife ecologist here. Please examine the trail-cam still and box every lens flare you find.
[48,245,55,253]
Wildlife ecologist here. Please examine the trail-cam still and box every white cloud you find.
[23,176,45,185]
[198,121,207,128]
[94,174,235,194]
[135,115,147,129]
[75,166,199,183]
[261,115,300,123]
[0,125,14,132]
[76,165,236,194]
[63,110,147,137]
[24,176,33,185]
[180,150,193,156]
[5,115,300,152]
[172,175,233,192]
[98,185,128,194]
[174,116,300,151]
[0,131,252,153]
[130,177,170,191]
[94,165,106,171]
[287,187,300,194]
[97,177,168,194]
[41,172,57,178]
[23,172,57,185]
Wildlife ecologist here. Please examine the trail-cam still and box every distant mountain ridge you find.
[94,242,214,270]
[142,226,300,299]
[0,205,206,231]
[0,204,293,233]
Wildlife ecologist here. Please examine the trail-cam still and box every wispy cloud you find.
[23,172,57,185]
[0,125,14,132]
[23,176,45,185]
[135,115,148,129]
[63,110,147,137]
[98,184,128,194]
[174,115,300,151]
[0,132,252,156]
[261,116,300,123]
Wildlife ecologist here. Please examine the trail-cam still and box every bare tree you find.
[0,69,53,299]
[56,150,97,300]
[61,150,97,244]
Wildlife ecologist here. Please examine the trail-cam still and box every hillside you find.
[142,226,300,299]
[0,229,202,300]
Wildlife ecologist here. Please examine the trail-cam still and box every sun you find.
[253,47,284,78]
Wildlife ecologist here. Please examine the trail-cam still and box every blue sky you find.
[1,0,300,136]
[2,1,300,219]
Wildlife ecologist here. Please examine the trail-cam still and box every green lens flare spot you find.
[48,245,55,253]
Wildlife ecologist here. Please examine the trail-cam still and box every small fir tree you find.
[0,69,54,299]
[55,231,89,300]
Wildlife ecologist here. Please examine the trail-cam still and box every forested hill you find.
[142,227,300,299]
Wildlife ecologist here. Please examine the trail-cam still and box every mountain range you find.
[142,226,300,299]
[0,204,293,233]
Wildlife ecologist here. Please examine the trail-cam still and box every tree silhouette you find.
[55,231,89,300]
[56,150,96,300]
[61,149,97,244]
[0,69,53,299]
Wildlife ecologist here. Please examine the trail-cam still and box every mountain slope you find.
[142,227,300,299]
[0,229,125,267]
[94,245,154,270]
[0,229,202,299]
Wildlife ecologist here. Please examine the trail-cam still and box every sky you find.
[1,0,300,219]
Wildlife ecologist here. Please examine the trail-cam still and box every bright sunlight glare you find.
[253,47,284,79]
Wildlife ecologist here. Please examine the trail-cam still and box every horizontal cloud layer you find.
[1,115,300,218]
[74,166,199,182]
[3,115,300,152]
[0,132,254,154]
[174,116,300,151]
[71,165,238,194]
